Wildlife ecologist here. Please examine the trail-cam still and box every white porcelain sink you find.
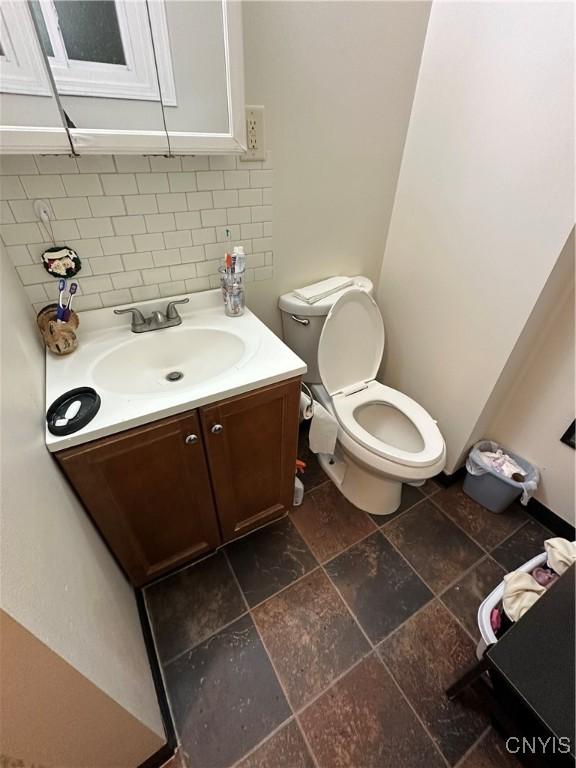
[91,327,246,395]
[45,289,307,452]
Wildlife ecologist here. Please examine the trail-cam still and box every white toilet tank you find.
[278,276,374,383]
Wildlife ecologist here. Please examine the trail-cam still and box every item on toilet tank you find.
[293,276,354,304]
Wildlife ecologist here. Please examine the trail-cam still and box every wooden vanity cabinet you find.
[201,378,301,541]
[56,378,301,586]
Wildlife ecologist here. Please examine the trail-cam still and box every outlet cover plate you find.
[240,105,266,161]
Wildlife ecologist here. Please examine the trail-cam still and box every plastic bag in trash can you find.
[466,440,539,505]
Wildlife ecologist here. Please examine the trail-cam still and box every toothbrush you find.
[64,282,77,321]
[56,278,67,321]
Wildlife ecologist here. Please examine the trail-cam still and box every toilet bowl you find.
[279,283,446,515]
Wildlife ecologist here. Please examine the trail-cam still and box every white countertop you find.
[45,289,306,452]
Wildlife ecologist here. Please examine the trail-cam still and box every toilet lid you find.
[318,289,385,396]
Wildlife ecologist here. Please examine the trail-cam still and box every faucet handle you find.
[114,307,146,329]
[165,297,189,320]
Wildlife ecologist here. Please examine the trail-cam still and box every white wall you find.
[488,233,575,524]
[376,0,574,473]
[0,248,164,749]
[243,0,431,333]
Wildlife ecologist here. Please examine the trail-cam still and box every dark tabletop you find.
[487,564,575,754]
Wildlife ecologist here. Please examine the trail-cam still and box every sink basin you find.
[92,327,246,395]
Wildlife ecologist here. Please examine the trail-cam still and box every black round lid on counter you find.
[46,387,101,436]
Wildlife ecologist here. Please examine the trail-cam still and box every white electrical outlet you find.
[240,105,266,161]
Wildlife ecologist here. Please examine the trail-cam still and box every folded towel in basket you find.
[293,276,353,304]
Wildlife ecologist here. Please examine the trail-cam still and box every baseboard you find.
[525,497,575,540]
[437,468,575,540]
[434,467,467,487]
[135,589,178,768]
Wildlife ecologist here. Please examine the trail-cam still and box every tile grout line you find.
[452,725,493,768]
[320,562,452,768]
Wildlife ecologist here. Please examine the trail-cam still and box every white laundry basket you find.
[475,551,549,659]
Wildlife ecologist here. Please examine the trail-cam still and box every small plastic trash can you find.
[463,440,539,514]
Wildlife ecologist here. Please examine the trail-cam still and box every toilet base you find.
[318,448,402,516]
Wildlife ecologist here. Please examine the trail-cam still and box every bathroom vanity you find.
[46,290,305,586]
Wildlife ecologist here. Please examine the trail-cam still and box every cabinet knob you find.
[185,434,198,444]
[211,424,224,434]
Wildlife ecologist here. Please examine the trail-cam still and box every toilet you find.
[279,277,446,515]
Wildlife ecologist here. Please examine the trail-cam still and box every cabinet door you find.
[201,378,301,542]
[56,411,221,586]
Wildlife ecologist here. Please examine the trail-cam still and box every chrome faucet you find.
[114,298,190,333]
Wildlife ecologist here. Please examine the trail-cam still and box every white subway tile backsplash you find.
[9,199,44,223]
[22,175,66,198]
[90,254,125,274]
[227,207,251,225]
[181,157,209,171]
[76,156,115,173]
[168,173,197,193]
[241,222,264,239]
[134,233,165,252]
[175,211,201,230]
[6,244,32,266]
[101,288,133,307]
[0,177,26,200]
[122,251,154,270]
[89,195,126,217]
[124,194,158,215]
[150,156,181,172]
[2,154,273,310]
[164,230,193,249]
[36,156,78,174]
[224,170,249,189]
[101,235,135,256]
[213,190,238,208]
[113,215,146,235]
[111,270,143,290]
[238,188,262,206]
[142,266,171,285]
[77,217,114,238]
[114,156,150,173]
[159,280,186,297]
[1,222,44,245]
[51,220,80,241]
[180,245,205,263]
[192,227,216,246]
[62,174,102,197]
[0,156,37,175]
[78,275,114,294]
[157,193,187,213]
[152,248,181,267]
[196,171,224,191]
[131,284,160,301]
[73,294,103,311]
[51,197,91,219]
[1,201,15,223]
[185,276,211,292]
[136,173,169,194]
[101,174,137,196]
[209,156,236,171]
[170,263,198,281]
[201,209,227,227]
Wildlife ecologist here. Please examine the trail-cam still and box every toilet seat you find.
[332,380,445,468]
[317,288,445,469]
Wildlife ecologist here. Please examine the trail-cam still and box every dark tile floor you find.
[145,426,554,768]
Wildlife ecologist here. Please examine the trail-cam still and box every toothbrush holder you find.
[218,266,245,317]
[37,303,79,356]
